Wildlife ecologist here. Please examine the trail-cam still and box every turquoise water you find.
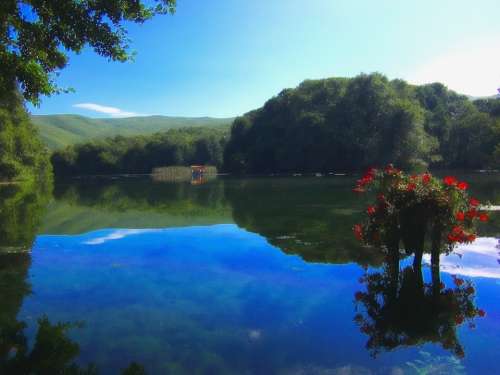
[1,176,500,374]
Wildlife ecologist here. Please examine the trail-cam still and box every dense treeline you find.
[50,73,500,177]
[0,89,52,182]
[51,127,228,176]
[224,73,500,173]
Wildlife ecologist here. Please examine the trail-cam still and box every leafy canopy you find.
[224,73,500,173]
[0,89,52,181]
[0,0,176,104]
[352,166,489,253]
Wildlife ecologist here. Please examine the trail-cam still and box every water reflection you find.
[0,175,498,373]
[424,237,500,279]
[225,178,386,266]
[1,316,98,375]
[354,252,485,358]
[46,177,387,266]
[45,176,499,265]
[351,183,493,360]
[0,205,147,374]
[0,312,147,374]
[0,178,52,251]
[0,245,93,374]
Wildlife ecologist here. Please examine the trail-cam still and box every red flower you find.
[362,175,373,184]
[454,277,464,287]
[366,206,376,215]
[439,282,445,290]
[457,181,468,190]
[465,210,477,219]
[469,198,480,207]
[477,309,486,317]
[407,182,416,192]
[377,193,385,201]
[353,224,363,241]
[467,234,477,242]
[452,226,463,235]
[421,173,431,184]
[443,176,457,186]
[384,164,399,175]
[366,167,376,177]
[447,234,458,243]
[455,316,464,325]
[478,213,489,222]
[354,291,364,301]
[455,211,465,221]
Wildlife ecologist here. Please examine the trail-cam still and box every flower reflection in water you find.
[353,251,486,358]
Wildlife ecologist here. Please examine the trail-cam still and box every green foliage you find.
[32,115,234,150]
[0,0,176,104]
[224,74,500,173]
[0,176,52,251]
[0,90,52,182]
[41,179,231,234]
[473,97,500,118]
[51,127,228,176]
[224,177,386,266]
[352,167,489,257]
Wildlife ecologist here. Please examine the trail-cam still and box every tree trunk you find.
[430,223,442,297]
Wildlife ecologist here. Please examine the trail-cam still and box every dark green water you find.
[1,175,499,374]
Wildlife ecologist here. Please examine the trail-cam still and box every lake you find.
[1,175,499,374]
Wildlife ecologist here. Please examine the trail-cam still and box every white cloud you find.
[409,36,500,97]
[73,103,142,118]
[83,229,160,245]
[423,237,500,279]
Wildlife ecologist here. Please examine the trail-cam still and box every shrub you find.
[352,165,489,256]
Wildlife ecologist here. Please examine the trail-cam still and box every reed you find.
[152,166,217,182]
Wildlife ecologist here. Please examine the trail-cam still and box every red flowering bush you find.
[352,165,489,253]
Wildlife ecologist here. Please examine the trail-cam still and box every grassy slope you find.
[32,114,234,150]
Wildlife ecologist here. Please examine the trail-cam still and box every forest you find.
[47,73,500,178]
[224,73,500,173]
[2,73,500,181]
[0,88,52,182]
[50,127,228,176]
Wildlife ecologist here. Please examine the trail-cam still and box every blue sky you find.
[30,0,500,118]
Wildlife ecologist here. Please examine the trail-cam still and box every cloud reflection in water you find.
[423,237,500,279]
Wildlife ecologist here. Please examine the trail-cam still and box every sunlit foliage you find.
[0,89,52,182]
[224,74,500,173]
[0,0,176,104]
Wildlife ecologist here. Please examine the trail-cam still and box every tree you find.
[0,89,52,181]
[51,127,228,177]
[0,0,176,104]
[223,73,499,173]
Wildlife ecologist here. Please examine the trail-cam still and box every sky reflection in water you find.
[1,176,499,374]
[423,238,500,279]
[16,224,499,374]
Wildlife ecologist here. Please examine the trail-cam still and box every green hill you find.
[31,114,234,150]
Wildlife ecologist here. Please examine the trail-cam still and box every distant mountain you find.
[31,114,234,150]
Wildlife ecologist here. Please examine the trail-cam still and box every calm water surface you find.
[1,175,499,374]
